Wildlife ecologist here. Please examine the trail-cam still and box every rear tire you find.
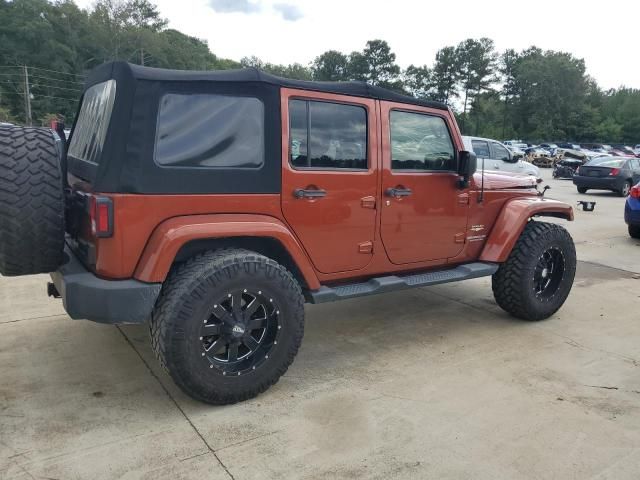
[629,225,640,239]
[0,126,65,276]
[492,221,576,321]
[150,248,305,405]
[619,181,631,197]
[577,187,588,194]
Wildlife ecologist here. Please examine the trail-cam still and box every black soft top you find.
[85,61,448,111]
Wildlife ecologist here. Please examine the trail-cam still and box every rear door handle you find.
[294,188,326,199]
[385,187,412,198]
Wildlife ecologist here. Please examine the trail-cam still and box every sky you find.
[76,0,639,89]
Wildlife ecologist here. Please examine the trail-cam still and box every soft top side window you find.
[289,99,367,170]
[155,93,264,169]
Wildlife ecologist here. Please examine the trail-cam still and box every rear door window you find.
[155,94,264,168]
[68,80,117,164]
[289,99,367,170]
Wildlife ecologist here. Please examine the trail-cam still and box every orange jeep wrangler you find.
[0,62,575,404]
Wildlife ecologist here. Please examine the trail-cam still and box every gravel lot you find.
[1,168,639,479]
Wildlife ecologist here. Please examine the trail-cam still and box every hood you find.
[473,171,538,191]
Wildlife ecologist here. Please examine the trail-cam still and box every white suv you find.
[463,136,540,176]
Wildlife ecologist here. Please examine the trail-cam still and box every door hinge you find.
[361,196,376,209]
[358,241,373,253]
[454,233,466,244]
[457,193,470,205]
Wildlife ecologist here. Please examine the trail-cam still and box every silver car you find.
[463,136,540,176]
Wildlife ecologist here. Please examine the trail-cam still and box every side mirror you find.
[457,150,477,188]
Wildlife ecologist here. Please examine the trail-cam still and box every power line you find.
[25,66,85,78]
[29,83,82,94]
[0,91,78,102]
[0,72,84,86]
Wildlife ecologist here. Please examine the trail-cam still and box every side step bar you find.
[308,262,499,304]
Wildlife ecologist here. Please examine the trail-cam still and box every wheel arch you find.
[479,198,574,263]
[134,214,320,290]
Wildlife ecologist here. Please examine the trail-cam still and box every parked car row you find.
[505,140,640,159]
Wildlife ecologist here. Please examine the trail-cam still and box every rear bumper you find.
[625,199,640,225]
[50,245,161,324]
[573,175,622,190]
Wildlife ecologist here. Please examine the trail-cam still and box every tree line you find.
[1,0,639,144]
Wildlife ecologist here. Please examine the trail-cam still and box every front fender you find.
[479,198,574,263]
[133,214,320,289]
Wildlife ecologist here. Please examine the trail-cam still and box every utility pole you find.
[23,66,32,126]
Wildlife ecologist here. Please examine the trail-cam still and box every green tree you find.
[455,38,497,132]
[311,50,350,81]
[431,46,460,104]
[347,40,402,90]
[404,64,432,98]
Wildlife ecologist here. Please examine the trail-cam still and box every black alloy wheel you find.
[201,289,281,376]
[533,247,565,300]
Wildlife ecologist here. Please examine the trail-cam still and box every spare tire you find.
[0,126,65,276]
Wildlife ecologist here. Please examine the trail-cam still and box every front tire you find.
[577,187,588,194]
[629,224,640,239]
[150,249,305,405]
[492,221,576,321]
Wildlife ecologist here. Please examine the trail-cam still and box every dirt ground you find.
[1,168,639,479]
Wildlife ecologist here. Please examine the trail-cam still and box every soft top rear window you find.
[68,80,117,165]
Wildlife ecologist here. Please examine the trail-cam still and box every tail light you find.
[631,185,640,199]
[609,168,620,176]
[90,196,113,238]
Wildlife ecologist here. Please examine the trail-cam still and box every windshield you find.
[68,80,117,165]
[585,157,625,168]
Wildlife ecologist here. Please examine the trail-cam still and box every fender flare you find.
[133,214,320,289]
[479,198,574,263]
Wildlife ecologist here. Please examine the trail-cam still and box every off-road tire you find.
[577,187,588,194]
[618,181,631,197]
[0,126,64,276]
[629,224,640,239]
[150,248,305,405]
[492,221,576,321]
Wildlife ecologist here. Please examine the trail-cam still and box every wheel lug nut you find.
[199,337,203,340]
[209,365,213,369]
[223,371,226,376]
[201,353,205,356]
[243,289,247,293]
[252,366,256,370]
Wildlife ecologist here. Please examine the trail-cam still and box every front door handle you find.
[294,188,327,199]
[385,187,412,198]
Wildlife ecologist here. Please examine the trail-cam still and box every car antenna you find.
[479,156,485,203]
